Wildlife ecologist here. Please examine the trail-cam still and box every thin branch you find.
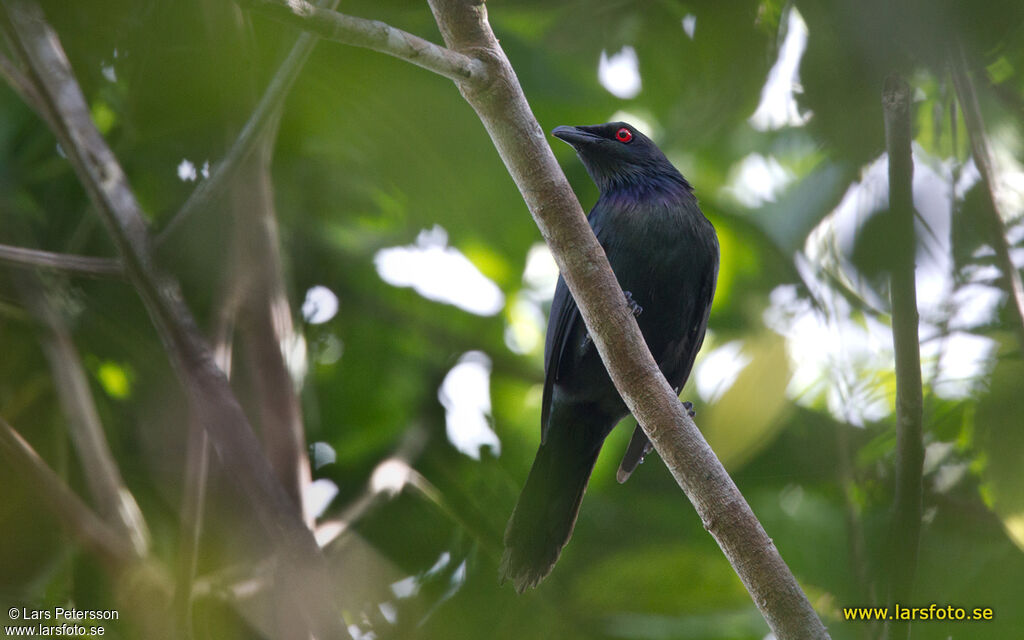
[0,415,137,572]
[231,149,312,522]
[1,417,175,640]
[1,2,347,636]
[0,25,57,130]
[949,42,1024,354]
[157,0,339,244]
[0,242,123,277]
[881,74,924,640]
[174,414,209,637]
[183,0,317,529]
[16,272,150,555]
[316,425,430,547]
[173,285,240,636]
[237,0,486,83]
[422,1,829,637]
[0,45,36,101]
[835,421,877,640]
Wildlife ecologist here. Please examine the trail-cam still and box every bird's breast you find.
[594,193,716,352]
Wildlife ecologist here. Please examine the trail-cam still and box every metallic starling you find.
[499,122,719,592]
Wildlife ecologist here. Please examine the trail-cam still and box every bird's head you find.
[552,122,689,194]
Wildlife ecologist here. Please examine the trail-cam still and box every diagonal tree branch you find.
[0,26,57,130]
[175,271,242,636]
[237,0,486,83]
[16,271,150,555]
[949,42,1024,354]
[881,74,924,640]
[1,2,347,636]
[0,242,122,277]
[236,2,827,631]
[0,415,137,573]
[174,413,210,636]
[0,414,176,639]
[174,301,234,637]
[231,148,312,523]
[413,1,828,637]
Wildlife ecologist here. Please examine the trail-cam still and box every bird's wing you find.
[541,274,580,444]
[618,219,720,483]
[664,233,719,388]
[541,207,613,444]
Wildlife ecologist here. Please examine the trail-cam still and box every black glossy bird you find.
[499,122,719,592]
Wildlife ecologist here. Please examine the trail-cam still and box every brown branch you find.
[1,417,176,639]
[174,414,209,636]
[200,0,314,527]
[1,2,347,636]
[949,42,1024,354]
[16,272,150,554]
[173,282,240,636]
[0,44,35,100]
[881,74,924,640]
[0,26,57,130]
[421,1,828,637]
[0,242,123,277]
[0,415,137,572]
[231,149,311,522]
[237,0,486,83]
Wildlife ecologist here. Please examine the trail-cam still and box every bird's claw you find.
[682,400,696,418]
[624,291,643,317]
[582,292,642,349]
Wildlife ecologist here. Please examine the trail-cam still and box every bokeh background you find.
[1,1,1023,638]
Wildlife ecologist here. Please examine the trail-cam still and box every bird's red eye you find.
[615,127,633,143]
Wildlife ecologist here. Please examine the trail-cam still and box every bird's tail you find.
[499,419,606,592]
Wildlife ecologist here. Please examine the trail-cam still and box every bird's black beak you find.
[552,125,601,148]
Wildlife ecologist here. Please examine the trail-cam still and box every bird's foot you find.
[624,290,643,317]
[582,292,642,349]
[682,400,696,418]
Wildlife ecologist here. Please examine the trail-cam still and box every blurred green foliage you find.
[1,1,1023,639]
